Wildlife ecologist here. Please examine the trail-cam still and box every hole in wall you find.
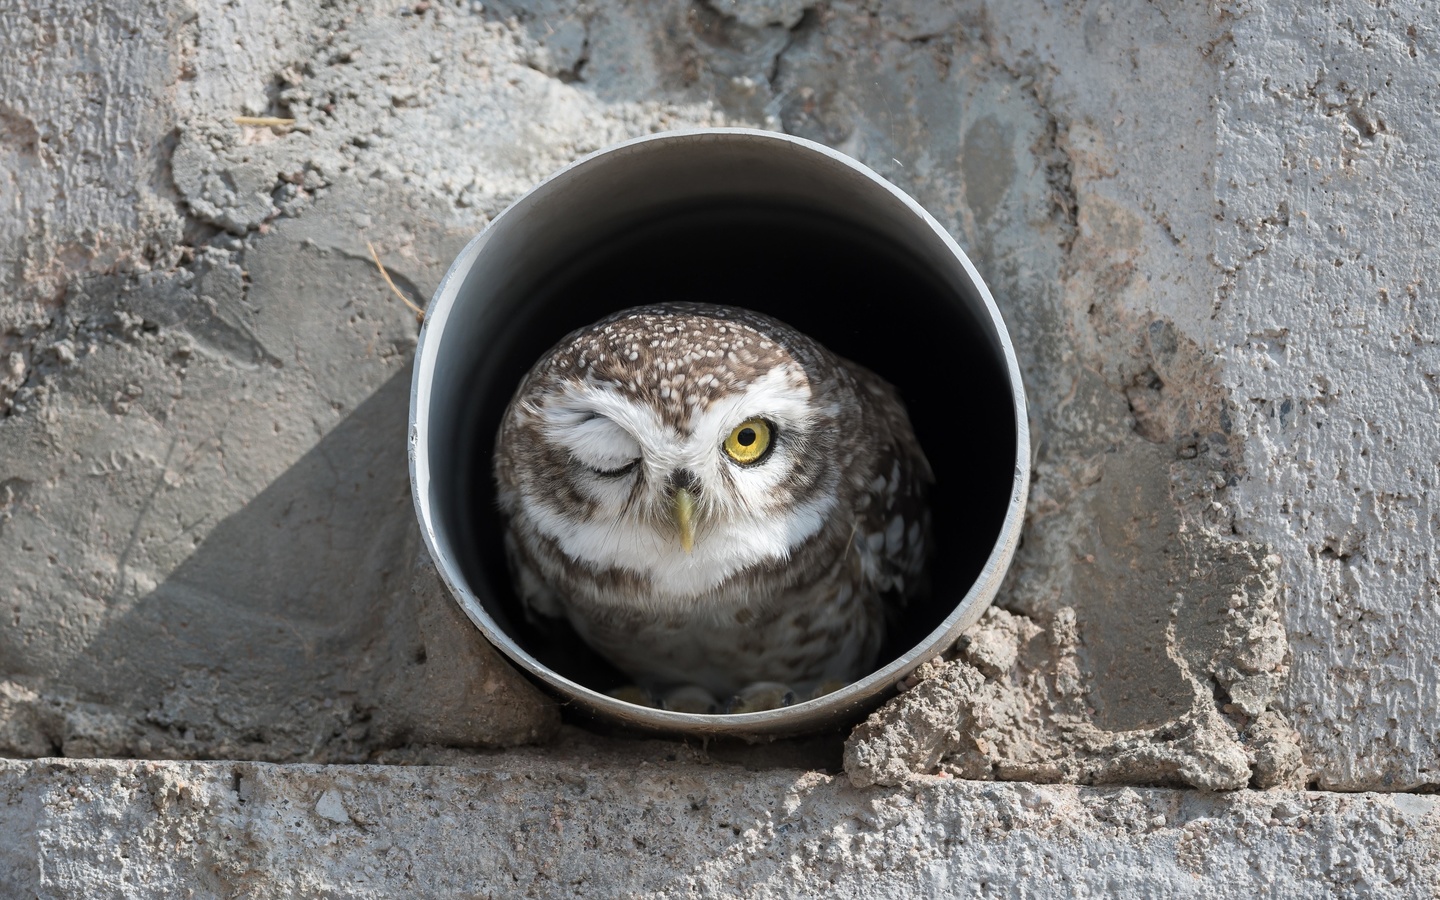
[435,202,1017,697]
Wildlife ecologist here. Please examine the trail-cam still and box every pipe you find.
[409,129,1030,738]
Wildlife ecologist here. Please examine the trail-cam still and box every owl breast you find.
[495,303,932,700]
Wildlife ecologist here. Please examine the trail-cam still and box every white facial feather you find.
[523,367,837,605]
[548,412,641,473]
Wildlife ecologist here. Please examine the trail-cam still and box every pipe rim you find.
[409,127,1030,736]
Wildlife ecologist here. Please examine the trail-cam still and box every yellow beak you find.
[674,488,696,553]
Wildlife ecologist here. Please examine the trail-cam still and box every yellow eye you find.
[723,419,772,464]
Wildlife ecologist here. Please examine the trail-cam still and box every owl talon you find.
[807,679,847,701]
[724,681,798,714]
[606,685,658,708]
[658,686,720,714]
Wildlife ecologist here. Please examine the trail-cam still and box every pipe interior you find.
[434,201,1018,696]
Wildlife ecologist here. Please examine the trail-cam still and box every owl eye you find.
[559,413,641,477]
[723,419,773,465]
[590,458,639,478]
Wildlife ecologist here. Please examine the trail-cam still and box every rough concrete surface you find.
[846,600,1301,793]
[1,741,1437,898]
[2,0,1440,889]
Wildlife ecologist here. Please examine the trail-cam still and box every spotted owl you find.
[494,303,931,711]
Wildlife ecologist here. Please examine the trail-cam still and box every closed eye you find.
[590,458,639,478]
[555,411,643,475]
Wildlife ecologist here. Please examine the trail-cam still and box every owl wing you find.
[845,362,934,610]
[504,527,566,624]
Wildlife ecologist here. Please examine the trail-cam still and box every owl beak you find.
[673,488,696,553]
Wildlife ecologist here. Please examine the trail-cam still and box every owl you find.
[494,303,931,712]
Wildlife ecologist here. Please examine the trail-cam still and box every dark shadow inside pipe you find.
[444,204,1017,696]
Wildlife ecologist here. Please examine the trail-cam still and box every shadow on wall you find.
[63,368,554,761]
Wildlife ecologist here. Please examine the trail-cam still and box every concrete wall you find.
[1,0,1437,891]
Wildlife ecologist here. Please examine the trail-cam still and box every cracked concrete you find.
[2,0,1440,888]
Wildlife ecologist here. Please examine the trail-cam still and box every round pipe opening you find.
[411,129,1029,737]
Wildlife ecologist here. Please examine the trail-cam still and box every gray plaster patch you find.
[705,0,810,30]
[313,788,352,825]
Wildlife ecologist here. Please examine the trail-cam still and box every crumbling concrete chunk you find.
[847,577,1287,793]
[845,659,988,788]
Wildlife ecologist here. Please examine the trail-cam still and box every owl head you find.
[495,304,854,607]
